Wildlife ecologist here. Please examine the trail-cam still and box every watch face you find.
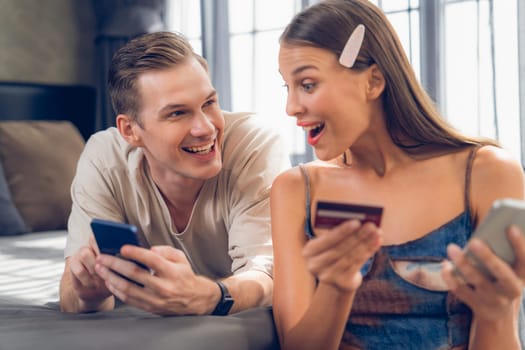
[219,298,234,315]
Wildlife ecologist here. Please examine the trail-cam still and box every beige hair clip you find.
[338,24,366,68]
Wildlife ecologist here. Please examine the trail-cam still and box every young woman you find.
[271,1,525,349]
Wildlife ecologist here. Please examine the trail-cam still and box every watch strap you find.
[211,281,234,316]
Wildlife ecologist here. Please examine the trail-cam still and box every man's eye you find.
[203,99,216,108]
[170,110,186,118]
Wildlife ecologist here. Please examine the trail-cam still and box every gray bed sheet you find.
[3,231,525,349]
[0,230,65,304]
[0,299,279,350]
[0,231,280,350]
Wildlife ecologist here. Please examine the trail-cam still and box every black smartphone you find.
[90,218,149,286]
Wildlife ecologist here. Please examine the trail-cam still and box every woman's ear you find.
[366,64,386,100]
[116,114,143,147]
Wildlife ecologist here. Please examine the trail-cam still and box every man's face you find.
[131,58,224,182]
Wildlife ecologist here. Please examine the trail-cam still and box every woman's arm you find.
[443,146,525,350]
[271,167,381,350]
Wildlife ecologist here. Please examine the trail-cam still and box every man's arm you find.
[60,251,115,313]
[222,113,292,309]
[219,270,273,313]
[60,130,128,313]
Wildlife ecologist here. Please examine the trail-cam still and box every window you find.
[168,0,524,164]
[370,0,421,80]
[442,0,521,161]
[165,0,202,55]
[167,0,307,164]
[228,0,306,164]
[372,0,522,162]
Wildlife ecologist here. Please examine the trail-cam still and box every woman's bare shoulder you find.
[473,145,524,181]
[271,161,335,202]
[470,145,525,220]
[274,161,333,184]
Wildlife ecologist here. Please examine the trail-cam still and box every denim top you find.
[299,147,479,350]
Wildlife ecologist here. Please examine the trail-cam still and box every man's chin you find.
[198,161,222,180]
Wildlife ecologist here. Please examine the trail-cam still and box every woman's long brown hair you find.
[280,0,496,155]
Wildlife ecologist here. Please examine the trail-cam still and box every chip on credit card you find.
[314,201,383,228]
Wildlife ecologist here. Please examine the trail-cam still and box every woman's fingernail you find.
[447,244,461,259]
[348,220,361,228]
[468,238,482,250]
[509,225,521,238]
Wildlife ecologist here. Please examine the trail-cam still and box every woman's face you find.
[278,43,373,161]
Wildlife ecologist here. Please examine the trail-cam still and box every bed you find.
[0,229,278,350]
[0,230,65,304]
[0,81,94,304]
[0,82,280,350]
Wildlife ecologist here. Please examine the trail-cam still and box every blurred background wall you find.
[0,0,96,86]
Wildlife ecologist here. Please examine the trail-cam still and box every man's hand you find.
[60,236,114,313]
[95,245,220,316]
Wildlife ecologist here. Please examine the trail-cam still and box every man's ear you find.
[116,114,143,147]
[366,64,386,100]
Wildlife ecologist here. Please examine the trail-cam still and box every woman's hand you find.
[303,220,382,293]
[442,225,525,322]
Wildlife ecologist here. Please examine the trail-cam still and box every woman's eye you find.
[302,82,315,92]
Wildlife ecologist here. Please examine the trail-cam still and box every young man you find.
[59,31,290,315]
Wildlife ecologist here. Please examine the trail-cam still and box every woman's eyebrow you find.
[291,65,318,76]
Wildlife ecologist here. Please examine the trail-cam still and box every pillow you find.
[0,121,85,232]
[0,160,28,235]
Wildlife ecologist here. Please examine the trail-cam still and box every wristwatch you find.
[211,281,234,316]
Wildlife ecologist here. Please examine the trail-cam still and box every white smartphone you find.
[470,198,525,265]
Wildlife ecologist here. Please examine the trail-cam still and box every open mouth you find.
[182,140,215,155]
[303,122,325,139]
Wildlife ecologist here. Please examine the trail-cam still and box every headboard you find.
[0,81,96,140]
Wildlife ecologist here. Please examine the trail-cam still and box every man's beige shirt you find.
[65,112,290,279]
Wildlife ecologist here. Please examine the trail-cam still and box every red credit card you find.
[314,201,383,228]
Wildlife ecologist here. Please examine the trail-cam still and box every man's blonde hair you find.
[108,31,208,125]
